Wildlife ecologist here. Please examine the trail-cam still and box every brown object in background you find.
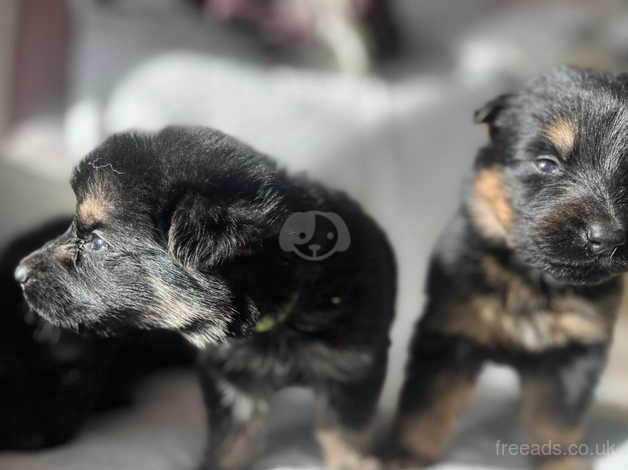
[204,0,401,72]
[0,2,17,136]
[7,0,70,131]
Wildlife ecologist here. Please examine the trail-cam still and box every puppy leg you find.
[198,366,271,470]
[391,332,483,466]
[518,345,608,470]
[315,348,388,470]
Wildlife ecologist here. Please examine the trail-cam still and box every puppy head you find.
[470,66,628,284]
[16,127,285,347]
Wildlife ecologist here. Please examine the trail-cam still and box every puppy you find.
[16,127,396,470]
[392,66,628,470]
[0,218,194,450]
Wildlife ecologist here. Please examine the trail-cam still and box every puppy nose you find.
[586,223,625,255]
[14,264,31,284]
[309,244,321,252]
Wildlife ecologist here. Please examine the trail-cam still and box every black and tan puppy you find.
[0,218,194,451]
[15,127,396,470]
[392,66,628,470]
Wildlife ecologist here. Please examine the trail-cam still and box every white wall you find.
[0,0,17,134]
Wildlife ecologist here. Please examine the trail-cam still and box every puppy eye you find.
[534,156,561,175]
[84,232,107,252]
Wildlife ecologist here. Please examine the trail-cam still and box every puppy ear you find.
[473,93,512,125]
[167,193,268,270]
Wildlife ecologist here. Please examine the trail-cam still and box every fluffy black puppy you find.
[392,66,628,470]
[16,127,396,470]
[0,218,194,451]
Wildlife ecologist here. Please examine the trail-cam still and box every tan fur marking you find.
[545,119,576,156]
[521,373,591,470]
[78,195,107,224]
[424,257,613,352]
[551,297,610,344]
[215,397,269,470]
[536,458,592,470]
[398,372,476,461]
[149,276,196,329]
[77,178,112,225]
[469,168,512,244]
[54,245,74,264]
[429,296,610,352]
[148,275,228,346]
[521,374,587,445]
[316,429,381,470]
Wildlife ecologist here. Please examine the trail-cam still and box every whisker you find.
[610,246,619,260]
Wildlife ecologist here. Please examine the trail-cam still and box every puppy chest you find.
[430,281,613,352]
[207,337,375,386]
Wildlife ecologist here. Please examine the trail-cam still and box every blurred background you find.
[1,0,628,469]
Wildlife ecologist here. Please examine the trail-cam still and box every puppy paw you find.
[326,453,382,470]
[379,444,437,470]
[537,457,593,470]
[383,457,431,470]
[317,428,382,470]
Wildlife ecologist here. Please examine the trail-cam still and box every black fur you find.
[392,66,628,470]
[17,127,396,469]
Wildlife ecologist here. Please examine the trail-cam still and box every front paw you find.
[326,453,382,470]
[537,457,593,470]
[383,455,434,470]
[380,443,438,470]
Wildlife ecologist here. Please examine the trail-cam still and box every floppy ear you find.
[473,93,512,125]
[167,193,269,270]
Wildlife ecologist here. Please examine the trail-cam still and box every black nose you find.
[586,223,625,256]
[14,264,31,284]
